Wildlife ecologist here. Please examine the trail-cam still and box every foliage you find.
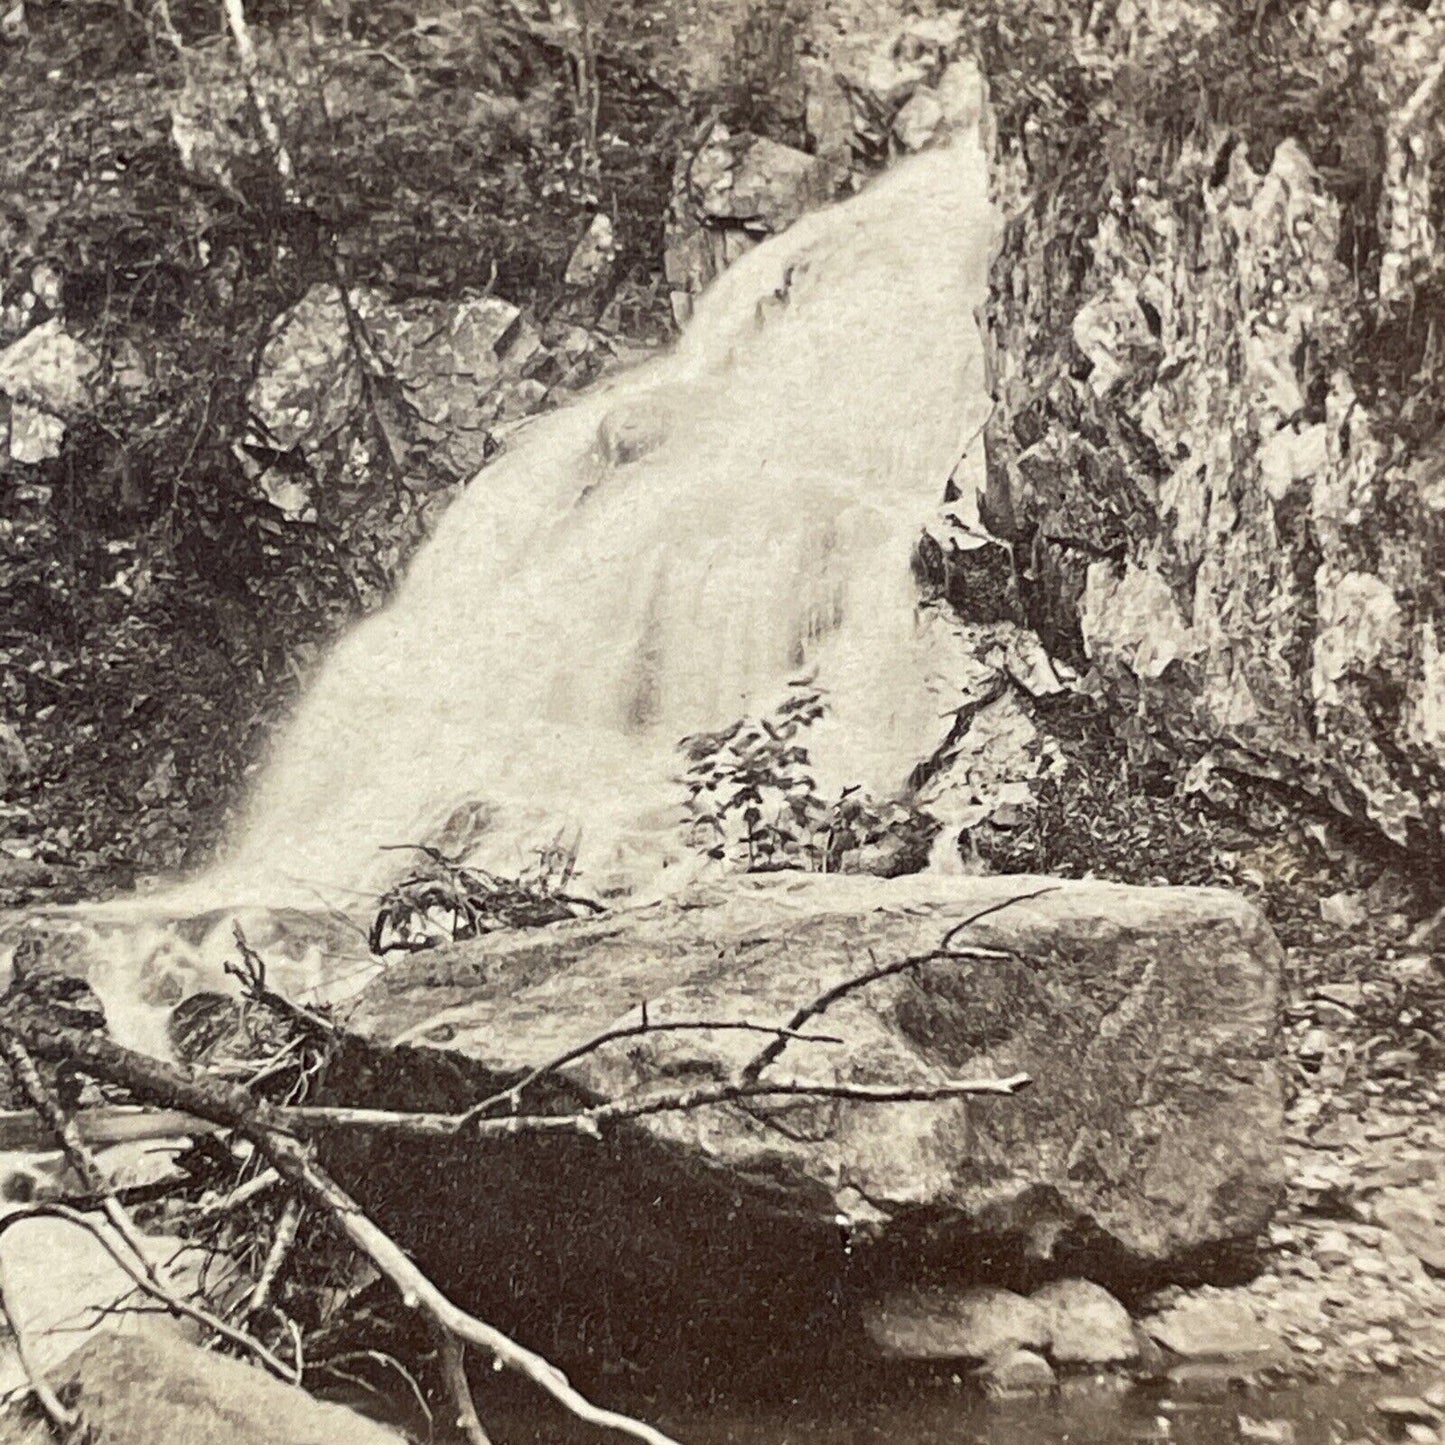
[678,686,936,875]
[368,841,602,955]
[0,0,694,875]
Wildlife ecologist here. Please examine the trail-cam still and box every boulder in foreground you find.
[349,874,1285,1276]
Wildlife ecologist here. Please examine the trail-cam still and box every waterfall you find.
[212,136,996,909]
[6,133,997,1042]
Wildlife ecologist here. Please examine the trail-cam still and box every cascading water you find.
[5,129,997,1046]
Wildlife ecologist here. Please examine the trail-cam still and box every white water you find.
[5,133,997,1044]
[207,134,997,909]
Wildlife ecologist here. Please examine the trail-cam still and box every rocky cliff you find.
[976,1,1445,863]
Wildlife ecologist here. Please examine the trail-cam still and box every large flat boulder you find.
[348,874,1284,1271]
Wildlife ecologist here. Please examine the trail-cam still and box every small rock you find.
[1293,1334,1326,1355]
[1238,1418,1295,1444]
[1321,890,1368,928]
[1375,1397,1444,1428]
[1404,1428,1439,1445]
[564,213,617,288]
[1425,1383,1445,1412]
[979,1347,1056,1395]
[1374,1190,1445,1274]
[1315,1229,1353,1268]
[1297,1027,1332,1064]
[892,89,944,152]
[1144,1297,1280,1361]
[0,720,29,790]
[1031,1278,1138,1365]
[863,1285,1048,1361]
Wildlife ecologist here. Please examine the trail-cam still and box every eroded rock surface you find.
[350,874,1284,1271]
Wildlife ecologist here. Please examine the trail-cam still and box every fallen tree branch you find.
[0,1004,680,1445]
[279,1072,1033,1139]
[0,1029,165,1287]
[247,1195,302,1318]
[742,887,1059,1082]
[439,1333,494,1445]
[461,1014,846,1125]
[0,1203,298,1382]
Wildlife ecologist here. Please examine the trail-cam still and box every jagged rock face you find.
[979,2,1445,855]
[349,875,1283,1280]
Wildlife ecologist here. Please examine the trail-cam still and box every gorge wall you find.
[670,0,1445,868]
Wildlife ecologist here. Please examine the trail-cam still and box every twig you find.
[246,1196,302,1317]
[460,1015,846,1126]
[1,1007,681,1445]
[193,1167,283,1221]
[741,888,1059,1082]
[0,1029,164,1286]
[0,1204,298,1383]
[439,1332,494,1445]
[220,0,299,199]
[277,1073,1034,1139]
[0,1255,76,1432]
[229,924,337,1039]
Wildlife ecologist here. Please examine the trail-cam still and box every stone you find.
[979,1347,1056,1395]
[863,1286,1047,1361]
[1143,1296,1280,1360]
[1031,1278,1138,1365]
[55,1324,405,1443]
[1376,1397,1444,1428]
[1315,1228,1354,1268]
[0,319,99,461]
[349,875,1286,1273]
[893,89,945,152]
[1239,1420,1295,1445]
[563,213,617,288]
[1321,890,1369,929]
[0,722,29,791]
[1375,1190,1445,1274]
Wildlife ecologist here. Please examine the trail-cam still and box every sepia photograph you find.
[0,0,1443,1440]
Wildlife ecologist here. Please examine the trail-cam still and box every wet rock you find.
[979,1347,1056,1395]
[56,1324,406,1444]
[351,875,1286,1276]
[981,20,1445,856]
[863,1286,1047,1361]
[1143,1296,1281,1361]
[664,125,831,320]
[245,283,557,494]
[1032,1278,1138,1365]
[893,88,944,152]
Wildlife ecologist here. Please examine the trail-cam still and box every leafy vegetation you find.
[678,685,938,875]
[0,0,696,876]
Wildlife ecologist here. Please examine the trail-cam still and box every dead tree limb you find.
[460,1014,846,1126]
[0,1203,298,1382]
[0,1029,165,1286]
[278,1073,1033,1140]
[0,1254,76,1432]
[0,1005,680,1445]
[741,887,1060,1082]
[439,1333,494,1445]
[247,1196,302,1318]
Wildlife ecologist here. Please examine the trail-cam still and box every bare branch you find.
[219,0,298,198]
[439,1333,494,1445]
[279,1072,1033,1139]
[461,1014,845,1126]
[0,1029,167,1287]
[0,1204,298,1383]
[247,1196,302,1318]
[741,888,1059,1082]
[0,1006,680,1445]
